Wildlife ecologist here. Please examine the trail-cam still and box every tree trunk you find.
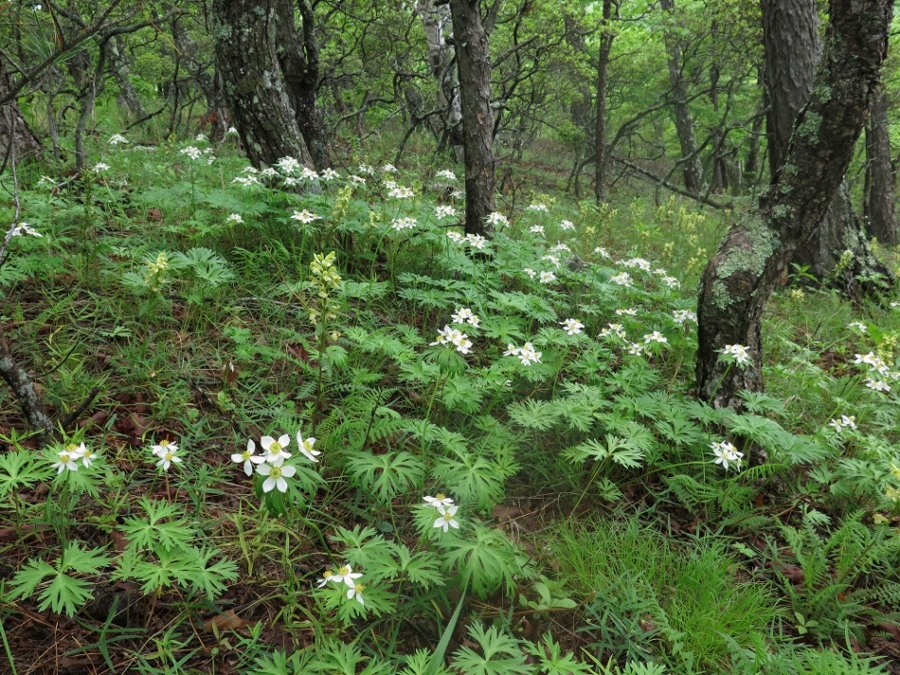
[107,37,146,120]
[212,0,312,169]
[417,0,464,162]
[0,59,41,167]
[173,18,229,141]
[696,0,892,410]
[594,0,614,204]
[449,0,496,237]
[274,0,331,171]
[762,0,890,293]
[659,0,704,194]
[865,86,897,245]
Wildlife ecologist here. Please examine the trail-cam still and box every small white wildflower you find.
[349,175,367,185]
[528,203,549,212]
[539,270,556,284]
[256,462,296,493]
[320,168,339,181]
[486,212,509,226]
[560,318,585,335]
[542,254,561,268]
[435,205,457,219]
[93,162,111,172]
[392,217,417,232]
[388,185,414,199]
[108,134,128,145]
[711,440,743,471]
[11,223,42,237]
[331,564,363,587]
[465,233,487,249]
[180,146,201,161]
[615,308,638,316]
[276,156,301,174]
[847,321,867,333]
[434,504,460,533]
[358,163,375,175]
[296,430,321,463]
[226,126,239,136]
[530,225,545,235]
[226,213,244,224]
[260,434,292,465]
[610,272,632,287]
[627,342,644,355]
[523,268,537,279]
[517,342,542,366]
[643,331,668,344]
[301,167,319,180]
[865,377,891,392]
[346,582,365,605]
[663,276,680,289]
[381,163,398,173]
[594,246,611,258]
[436,169,457,181]
[447,231,465,244]
[828,415,858,433]
[451,307,481,327]
[424,493,454,508]
[291,209,322,224]
[550,242,571,253]
[672,309,697,324]
[560,220,574,231]
[721,344,752,367]
[231,439,266,476]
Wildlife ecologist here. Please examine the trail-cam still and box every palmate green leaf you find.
[346,450,425,505]
[479,315,526,343]
[120,497,195,553]
[187,547,239,600]
[526,634,592,675]
[507,398,560,431]
[9,542,111,616]
[441,526,518,598]
[450,623,530,675]
[433,453,507,511]
[0,450,51,496]
[392,545,445,589]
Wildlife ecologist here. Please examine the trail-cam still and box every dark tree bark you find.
[762,0,891,292]
[274,0,331,171]
[107,36,146,119]
[594,0,614,204]
[213,0,312,169]
[449,0,496,237]
[659,0,704,194]
[0,59,41,166]
[173,17,229,141]
[696,0,892,410]
[865,86,897,245]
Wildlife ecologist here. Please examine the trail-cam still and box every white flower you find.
[93,162,110,172]
[711,441,743,471]
[610,272,632,286]
[542,255,561,268]
[865,377,891,392]
[599,323,626,339]
[517,342,542,366]
[388,185,414,199]
[465,233,487,249]
[627,342,644,355]
[523,268,537,279]
[447,231,465,244]
[435,205,457,219]
[672,309,697,324]
[847,321,867,333]
[615,308,638,316]
[560,220,574,231]
[195,133,206,142]
[436,169,457,181]
[424,493,454,508]
[316,570,334,587]
[232,439,266,476]
[156,447,182,471]
[358,163,375,175]
[276,156,301,174]
[828,415,858,433]
[550,242,571,253]
[721,344,751,367]
[320,168,339,181]
[451,307,480,327]
[350,175,367,185]
[431,325,472,354]
[560,318,584,335]
[528,203,549,212]
[663,276,680,289]
[622,257,651,271]
[79,446,98,468]
[530,225,545,235]
[180,146,201,161]
[53,443,86,473]
[643,331,668,344]
[242,165,260,174]
[291,209,322,224]
[539,270,556,284]
[433,504,460,532]
[232,175,261,187]
[261,434,292,465]
[296,430,321,463]
[226,213,244,224]
[226,126,239,136]
[261,167,278,177]
[594,246,611,258]
[392,217,417,232]
[486,212,509,226]
[256,462,296,493]
[151,439,178,458]
[346,582,365,605]
[108,134,128,145]
[301,167,319,180]
[11,223,42,237]
[331,564,362,587]
[854,352,889,374]
[382,163,398,173]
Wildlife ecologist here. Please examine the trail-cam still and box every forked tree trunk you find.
[763,0,892,293]
[594,0,614,204]
[696,0,892,410]
[0,59,41,166]
[659,0,704,194]
[212,0,312,169]
[865,86,897,245]
[449,0,496,237]
[275,0,331,171]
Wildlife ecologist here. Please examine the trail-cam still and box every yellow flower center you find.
[443,512,454,522]
[270,467,283,479]
[269,442,282,453]
[338,566,350,576]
